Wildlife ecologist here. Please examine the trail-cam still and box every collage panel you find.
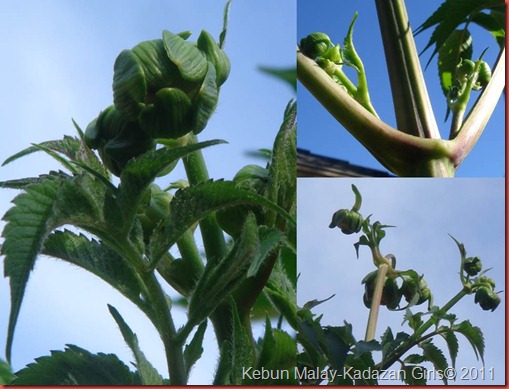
[0,0,296,385]
[297,178,505,385]
[297,0,505,177]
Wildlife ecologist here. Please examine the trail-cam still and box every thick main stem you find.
[365,264,388,341]
[297,49,455,177]
[182,135,235,347]
[375,0,440,139]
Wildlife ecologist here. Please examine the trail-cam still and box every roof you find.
[297,148,393,177]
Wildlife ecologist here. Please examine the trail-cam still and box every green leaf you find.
[149,179,295,267]
[265,100,296,230]
[162,30,207,82]
[2,136,81,167]
[420,339,449,384]
[187,213,259,327]
[0,358,15,385]
[441,329,459,368]
[471,10,505,48]
[251,317,297,384]
[454,320,485,364]
[247,226,285,277]
[183,321,207,379]
[2,173,110,361]
[43,230,149,313]
[415,0,505,65]
[322,326,350,374]
[438,29,473,96]
[258,66,296,91]
[118,139,225,237]
[107,305,163,385]
[401,365,427,385]
[12,345,141,385]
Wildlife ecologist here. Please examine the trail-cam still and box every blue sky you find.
[297,0,505,177]
[0,0,295,384]
[298,178,505,385]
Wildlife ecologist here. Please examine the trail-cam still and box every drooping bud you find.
[329,209,363,234]
[299,32,332,59]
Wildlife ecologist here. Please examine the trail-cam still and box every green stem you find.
[182,134,234,348]
[183,134,227,264]
[379,287,469,370]
[450,48,505,167]
[374,0,440,139]
[365,263,388,341]
[143,273,187,385]
[297,49,455,177]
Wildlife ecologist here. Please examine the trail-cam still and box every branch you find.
[451,48,505,168]
[297,48,455,176]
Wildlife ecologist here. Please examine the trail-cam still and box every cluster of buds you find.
[85,29,230,176]
[474,276,501,312]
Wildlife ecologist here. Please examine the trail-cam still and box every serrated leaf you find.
[0,358,14,385]
[265,100,296,230]
[183,321,207,379]
[415,0,505,65]
[353,340,382,358]
[420,339,449,384]
[471,10,505,48]
[2,136,81,167]
[149,179,295,267]
[322,326,349,374]
[403,353,426,364]
[118,139,225,236]
[12,345,141,385]
[251,317,296,384]
[401,365,427,385]
[441,329,459,368]
[2,173,109,361]
[162,30,207,82]
[43,230,148,312]
[107,305,163,385]
[187,213,259,326]
[454,320,485,364]
[438,29,473,96]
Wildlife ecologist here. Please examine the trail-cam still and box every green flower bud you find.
[299,32,332,59]
[401,277,430,306]
[216,165,269,238]
[362,270,378,308]
[197,30,230,86]
[475,286,501,312]
[463,256,482,276]
[112,29,229,139]
[381,277,401,310]
[85,105,156,176]
[478,276,496,289]
[137,184,173,240]
[329,209,363,234]
[477,61,491,88]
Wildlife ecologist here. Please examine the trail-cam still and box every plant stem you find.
[379,287,469,370]
[183,134,227,264]
[297,49,455,177]
[143,273,187,384]
[182,134,234,347]
[365,263,388,341]
[375,0,440,139]
[451,48,505,167]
